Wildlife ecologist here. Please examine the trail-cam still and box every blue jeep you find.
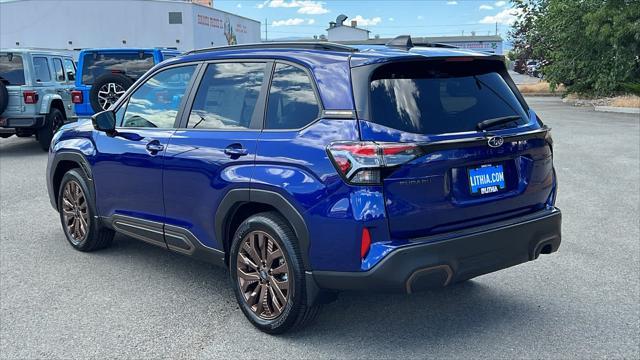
[47,37,561,333]
[72,48,180,116]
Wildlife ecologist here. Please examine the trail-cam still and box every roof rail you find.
[186,42,357,55]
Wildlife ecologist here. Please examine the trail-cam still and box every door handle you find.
[146,141,164,153]
[224,145,248,157]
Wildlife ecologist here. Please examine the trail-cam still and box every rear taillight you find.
[22,91,38,104]
[71,90,83,104]
[327,141,423,184]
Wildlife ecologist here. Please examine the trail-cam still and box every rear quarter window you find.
[0,53,25,85]
[265,63,320,129]
[81,52,154,85]
[369,60,528,135]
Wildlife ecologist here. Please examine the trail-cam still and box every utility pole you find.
[495,22,498,35]
[265,18,268,42]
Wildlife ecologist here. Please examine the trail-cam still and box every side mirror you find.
[91,110,116,135]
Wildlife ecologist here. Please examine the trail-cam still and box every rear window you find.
[81,52,154,85]
[369,60,528,135]
[0,53,25,85]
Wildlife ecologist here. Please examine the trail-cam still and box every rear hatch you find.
[351,57,554,239]
[0,52,27,115]
[75,50,155,114]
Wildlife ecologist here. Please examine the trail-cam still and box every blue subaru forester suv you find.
[46,37,561,333]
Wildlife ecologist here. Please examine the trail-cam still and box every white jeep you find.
[0,49,77,150]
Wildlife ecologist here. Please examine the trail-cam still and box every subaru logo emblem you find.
[487,136,504,148]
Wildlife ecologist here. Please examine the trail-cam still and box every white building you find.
[0,0,261,52]
[326,15,370,42]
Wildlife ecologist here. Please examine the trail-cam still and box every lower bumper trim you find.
[313,207,562,293]
[2,116,45,128]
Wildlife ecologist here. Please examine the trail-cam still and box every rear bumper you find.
[313,207,561,293]
[0,116,45,129]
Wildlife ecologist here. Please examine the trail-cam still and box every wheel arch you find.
[39,93,63,116]
[49,98,67,119]
[49,151,93,210]
[216,189,311,270]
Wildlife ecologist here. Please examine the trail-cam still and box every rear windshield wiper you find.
[476,115,522,131]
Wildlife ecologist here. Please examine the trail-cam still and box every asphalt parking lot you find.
[0,97,638,359]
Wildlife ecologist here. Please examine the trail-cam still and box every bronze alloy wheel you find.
[236,230,291,320]
[61,180,89,244]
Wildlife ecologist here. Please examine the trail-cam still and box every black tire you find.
[230,211,320,334]
[0,133,13,139]
[0,82,8,115]
[37,108,63,151]
[58,169,114,251]
[90,73,134,113]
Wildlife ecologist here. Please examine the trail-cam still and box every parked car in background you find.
[526,60,541,78]
[47,38,561,334]
[513,58,526,74]
[0,49,76,150]
[73,48,180,116]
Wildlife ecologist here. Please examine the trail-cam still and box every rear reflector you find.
[361,228,371,259]
[22,91,38,104]
[71,90,83,104]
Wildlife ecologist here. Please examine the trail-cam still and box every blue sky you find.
[214,0,519,40]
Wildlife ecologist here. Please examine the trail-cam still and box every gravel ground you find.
[0,97,638,359]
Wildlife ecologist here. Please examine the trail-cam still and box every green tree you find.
[509,0,549,63]
[510,0,640,96]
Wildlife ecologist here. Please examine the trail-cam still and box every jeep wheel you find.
[90,73,134,113]
[37,108,63,151]
[58,169,114,251]
[230,212,320,334]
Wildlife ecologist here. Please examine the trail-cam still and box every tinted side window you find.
[265,63,320,129]
[187,62,266,129]
[52,58,65,82]
[63,59,76,81]
[81,52,154,85]
[121,65,196,128]
[32,57,51,82]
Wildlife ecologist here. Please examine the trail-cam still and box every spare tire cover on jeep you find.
[89,73,134,113]
[0,82,9,115]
